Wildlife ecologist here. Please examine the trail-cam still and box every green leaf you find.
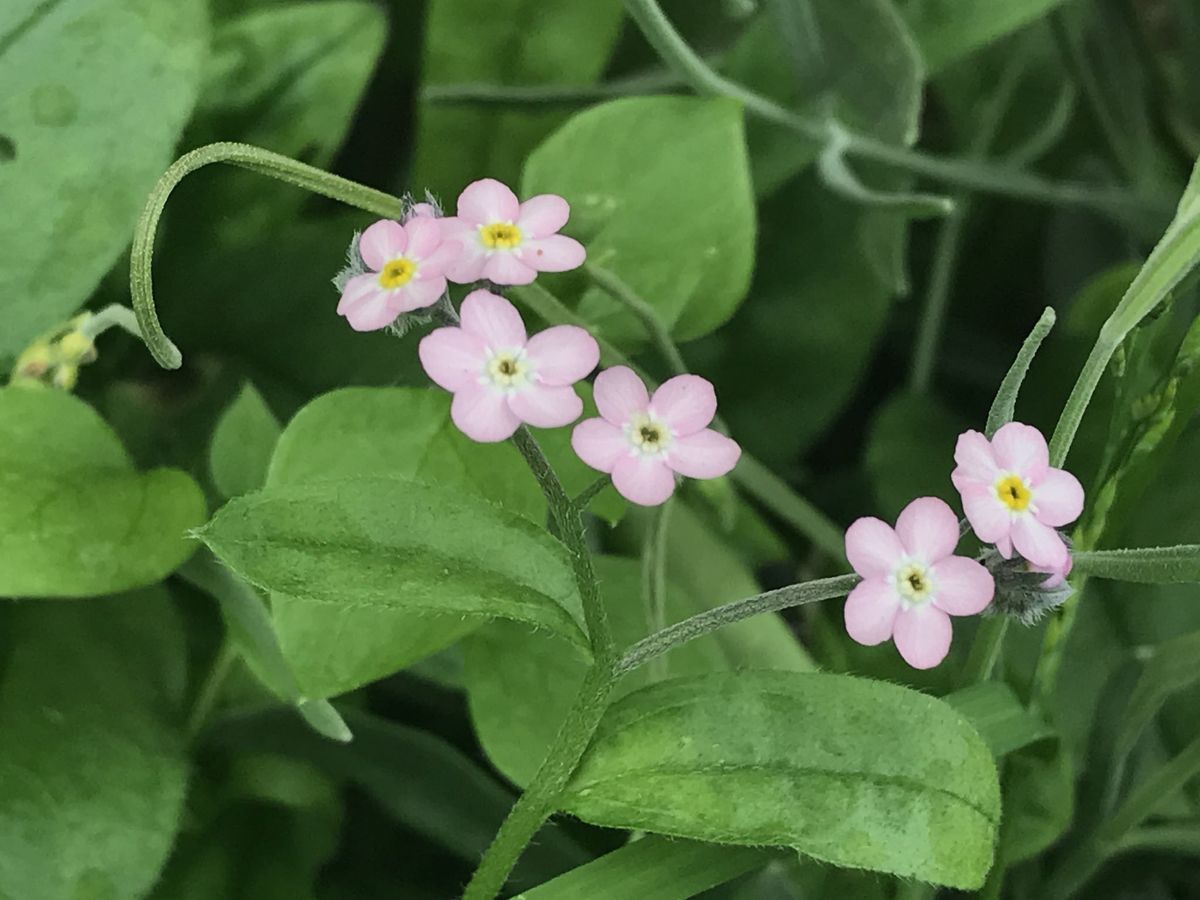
[0,0,207,358]
[945,681,1054,758]
[0,387,206,597]
[210,382,281,498]
[865,390,969,520]
[522,96,756,343]
[198,476,587,678]
[466,543,812,786]
[186,1,386,235]
[411,0,624,197]
[562,671,1000,889]
[261,387,546,698]
[1073,546,1200,584]
[516,835,775,900]
[898,0,1071,74]
[986,306,1057,436]
[0,591,188,899]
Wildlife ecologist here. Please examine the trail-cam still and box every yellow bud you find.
[14,340,55,379]
[52,365,79,390]
[58,331,96,364]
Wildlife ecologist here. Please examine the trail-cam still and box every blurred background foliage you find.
[4,0,1200,897]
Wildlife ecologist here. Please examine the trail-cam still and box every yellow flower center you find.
[486,350,528,388]
[378,257,416,289]
[995,474,1032,512]
[628,414,671,455]
[480,222,523,250]
[896,562,934,603]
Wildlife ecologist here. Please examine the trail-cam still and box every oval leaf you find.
[562,671,1000,889]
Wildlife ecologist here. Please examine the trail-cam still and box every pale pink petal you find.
[1033,554,1073,588]
[960,483,1012,545]
[844,517,905,579]
[517,194,570,238]
[337,274,400,332]
[451,384,521,443]
[895,496,960,563]
[358,220,408,270]
[952,430,999,486]
[1033,468,1084,527]
[405,202,437,221]
[992,422,1049,479]
[418,238,462,276]
[405,215,444,260]
[482,252,538,285]
[667,429,741,479]
[995,534,1014,558]
[594,366,649,425]
[930,557,994,616]
[524,236,586,273]
[457,178,520,225]
[459,290,527,349]
[572,418,630,473]
[843,578,900,646]
[524,326,600,386]
[418,327,487,391]
[397,275,445,312]
[442,220,487,283]
[1012,516,1069,568]
[612,455,677,507]
[651,374,717,436]
[893,605,953,669]
[507,384,583,429]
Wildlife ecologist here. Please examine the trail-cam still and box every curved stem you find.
[616,573,859,676]
[622,0,1168,230]
[572,475,613,512]
[1049,337,1118,467]
[130,142,403,369]
[587,263,689,376]
[641,499,673,680]
[956,617,1010,688]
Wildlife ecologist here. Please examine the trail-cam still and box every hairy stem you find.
[616,574,859,676]
[130,142,402,369]
[642,499,674,680]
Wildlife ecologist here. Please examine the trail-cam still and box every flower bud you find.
[979,544,1074,624]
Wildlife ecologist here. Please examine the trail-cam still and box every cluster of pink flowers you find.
[338,178,741,507]
[844,423,1084,669]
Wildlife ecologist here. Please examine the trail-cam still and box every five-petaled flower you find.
[419,290,599,442]
[571,366,741,507]
[844,497,995,669]
[441,178,586,285]
[338,218,459,332]
[951,422,1084,570]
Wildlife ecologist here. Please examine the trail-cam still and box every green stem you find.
[466,429,616,899]
[572,475,612,511]
[186,640,238,739]
[956,616,1011,688]
[130,142,402,369]
[587,263,689,376]
[422,63,703,105]
[616,574,859,676]
[642,499,673,680]
[621,0,1167,230]
[79,304,143,341]
[1048,336,1119,468]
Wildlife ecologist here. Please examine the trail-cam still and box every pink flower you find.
[405,202,438,221]
[338,219,459,331]
[844,497,995,670]
[418,290,599,442]
[1031,553,1073,589]
[951,422,1084,569]
[571,367,741,507]
[441,178,586,286]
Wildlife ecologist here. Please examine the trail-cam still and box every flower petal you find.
[404,215,443,260]
[895,496,960,562]
[572,418,630,473]
[523,235,586,273]
[893,605,953,669]
[482,252,538,285]
[404,202,438,221]
[930,557,994,616]
[594,366,649,425]
[992,422,1049,479]
[843,578,900,646]
[507,384,583,429]
[1012,516,1069,568]
[419,237,462,276]
[960,483,1012,544]
[459,290,527,349]
[358,220,407,270]
[451,384,521,443]
[651,374,717,436]
[442,224,487,284]
[517,194,570,238]
[612,455,676,506]
[667,429,741,479]
[397,274,446,312]
[524,325,600,386]
[337,274,399,332]
[952,430,999,486]
[457,178,519,225]
[418,326,487,391]
[1033,468,1084,527]
[844,516,905,579]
